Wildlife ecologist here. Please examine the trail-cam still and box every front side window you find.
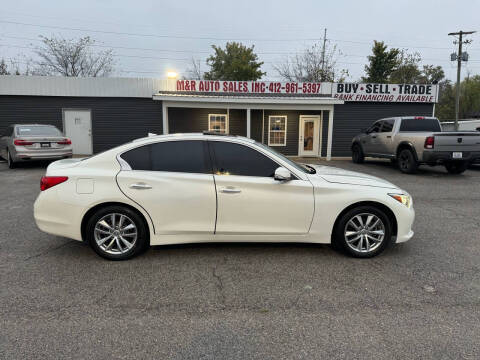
[121,140,209,173]
[208,114,228,134]
[268,116,287,146]
[210,141,280,177]
[367,122,382,134]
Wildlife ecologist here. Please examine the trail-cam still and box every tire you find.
[445,161,468,175]
[398,148,418,174]
[7,149,16,169]
[351,144,365,164]
[86,205,149,260]
[332,205,393,258]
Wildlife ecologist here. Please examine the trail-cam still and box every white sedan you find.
[34,133,415,260]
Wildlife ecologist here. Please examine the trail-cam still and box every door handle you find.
[386,136,392,138]
[220,186,241,194]
[129,183,152,190]
[371,135,377,138]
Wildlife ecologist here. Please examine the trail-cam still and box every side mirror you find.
[274,167,291,181]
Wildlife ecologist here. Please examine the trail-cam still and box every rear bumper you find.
[13,149,72,161]
[422,150,480,163]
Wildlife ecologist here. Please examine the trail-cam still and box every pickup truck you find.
[351,116,480,174]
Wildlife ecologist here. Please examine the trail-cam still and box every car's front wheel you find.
[333,205,393,258]
[7,149,15,169]
[86,205,149,260]
[351,144,365,164]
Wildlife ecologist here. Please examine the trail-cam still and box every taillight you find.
[14,139,34,146]
[424,136,435,149]
[414,116,425,120]
[40,176,68,191]
[57,139,72,145]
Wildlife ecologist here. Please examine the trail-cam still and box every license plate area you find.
[40,142,51,148]
[452,152,462,159]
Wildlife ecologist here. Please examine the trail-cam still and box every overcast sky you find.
[1,0,479,81]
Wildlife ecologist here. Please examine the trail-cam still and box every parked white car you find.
[34,133,415,260]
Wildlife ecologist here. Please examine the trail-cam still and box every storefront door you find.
[298,115,321,156]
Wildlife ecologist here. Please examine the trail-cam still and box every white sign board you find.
[332,83,438,103]
[176,80,331,95]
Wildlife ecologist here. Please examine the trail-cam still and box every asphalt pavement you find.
[1,158,479,359]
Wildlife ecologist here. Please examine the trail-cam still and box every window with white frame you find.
[208,114,228,134]
[268,116,287,146]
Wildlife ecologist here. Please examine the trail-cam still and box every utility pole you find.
[320,28,327,81]
[448,30,476,130]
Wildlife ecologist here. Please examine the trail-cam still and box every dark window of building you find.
[380,119,395,132]
[210,141,280,177]
[399,118,441,132]
[121,140,209,173]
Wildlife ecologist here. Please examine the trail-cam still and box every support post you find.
[326,109,334,161]
[246,108,251,138]
[162,102,169,135]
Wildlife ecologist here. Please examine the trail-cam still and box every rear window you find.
[16,126,62,136]
[399,118,441,132]
[120,140,209,174]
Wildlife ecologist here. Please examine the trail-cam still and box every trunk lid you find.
[433,132,480,151]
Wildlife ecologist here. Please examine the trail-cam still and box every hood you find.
[308,164,399,189]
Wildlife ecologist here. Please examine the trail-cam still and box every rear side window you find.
[399,118,441,132]
[121,140,209,173]
[380,119,395,132]
[16,125,62,136]
[210,141,280,177]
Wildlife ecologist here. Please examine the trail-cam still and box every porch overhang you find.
[153,93,343,161]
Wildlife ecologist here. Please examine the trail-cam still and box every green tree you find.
[204,42,265,81]
[363,41,400,83]
[435,80,455,120]
[460,75,480,118]
[419,65,445,84]
[389,51,422,83]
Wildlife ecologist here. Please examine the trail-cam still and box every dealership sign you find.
[176,80,327,95]
[332,83,439,103]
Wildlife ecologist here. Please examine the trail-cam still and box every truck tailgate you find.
[434,132,480,152]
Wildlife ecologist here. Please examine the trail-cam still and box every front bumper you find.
[394,203,415,244]
[422,150,480,163]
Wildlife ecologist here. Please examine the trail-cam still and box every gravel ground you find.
[1,158,479,359]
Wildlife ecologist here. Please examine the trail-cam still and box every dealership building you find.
[0,76,438,159]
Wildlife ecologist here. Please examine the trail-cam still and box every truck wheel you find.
[445,161,468,175]
[352,144,365,164]
[398,149,418,174]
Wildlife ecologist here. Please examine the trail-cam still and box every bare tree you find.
[33,35,115,77]
[184,57,204,80]
[274,42,348,82]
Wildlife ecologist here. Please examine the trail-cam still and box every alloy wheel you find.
[399,153,410,171]
[94,213,138,255]
[344,213,385,253]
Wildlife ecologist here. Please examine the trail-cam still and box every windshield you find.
[16,125,62,136]
[254,141,315,174]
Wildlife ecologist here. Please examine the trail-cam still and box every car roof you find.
[132,132,256,144]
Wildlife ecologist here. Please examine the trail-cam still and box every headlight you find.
[388,193,412,208]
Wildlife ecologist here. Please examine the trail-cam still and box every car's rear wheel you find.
[398,149,418,174]
[7,149,15,169]
[445,161,468,175]
[86,205,148,260]
[352,144,365,164]
[333,205,392,258]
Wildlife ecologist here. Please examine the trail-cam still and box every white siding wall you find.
[0,75,177,98]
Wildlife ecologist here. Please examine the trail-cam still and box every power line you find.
[1,19,477,51]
